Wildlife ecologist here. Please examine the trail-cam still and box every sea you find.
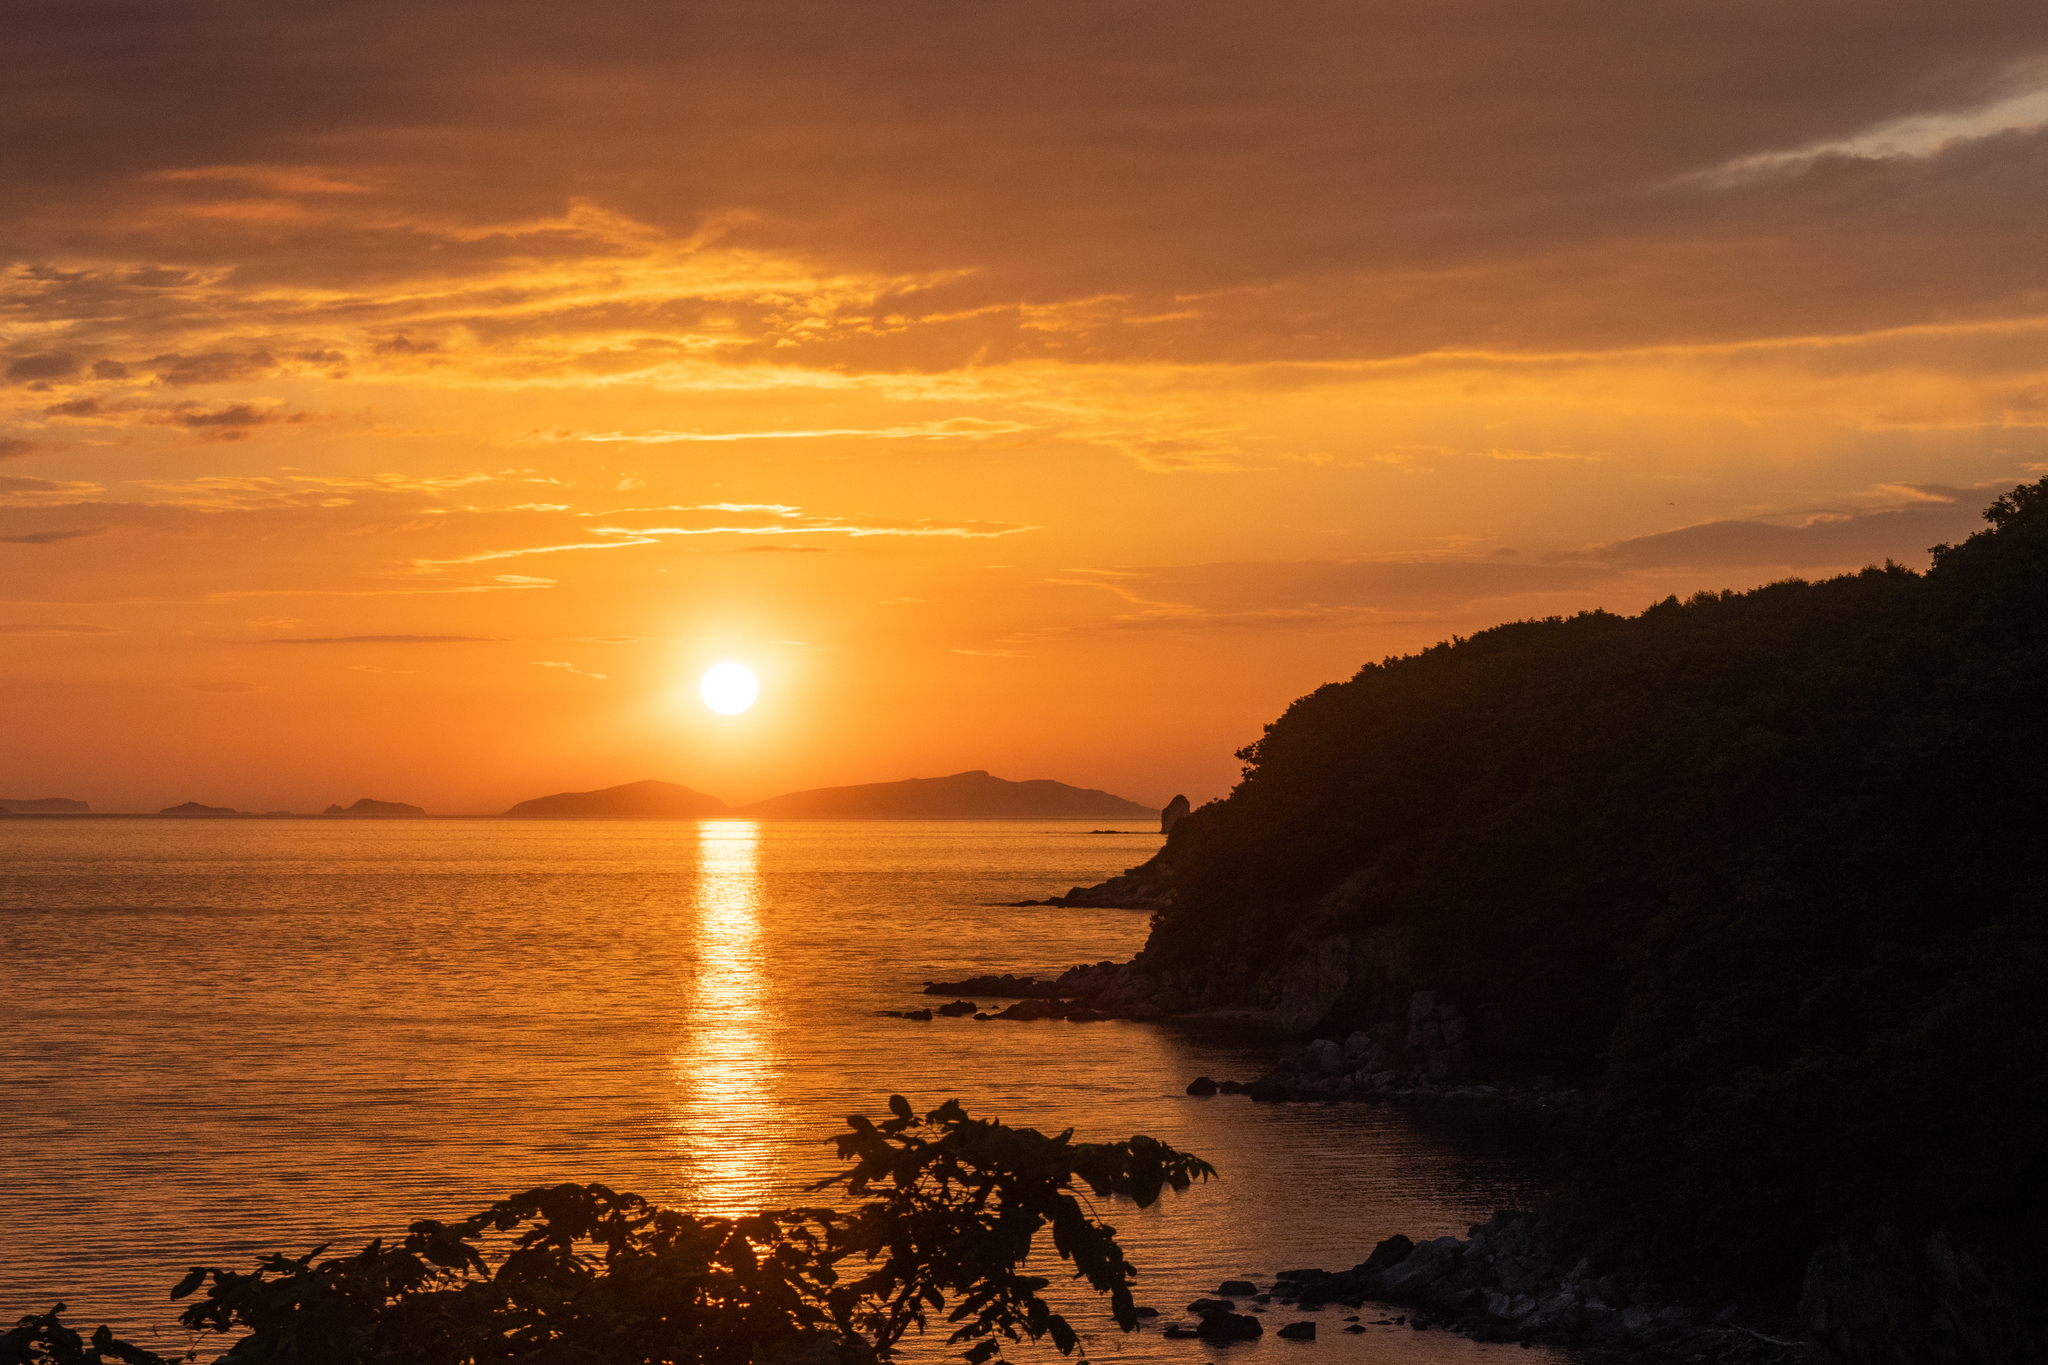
[2,818,1566,1364]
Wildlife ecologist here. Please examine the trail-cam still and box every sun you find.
[699,662,759,715]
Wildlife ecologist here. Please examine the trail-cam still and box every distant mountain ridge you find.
[504,780,728,818]
[0,797,88,813]
[734,770,1156,819]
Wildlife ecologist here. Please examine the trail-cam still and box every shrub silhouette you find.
[4,1098,1213,1365]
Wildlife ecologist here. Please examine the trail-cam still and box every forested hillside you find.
[1142,480,2048,1301]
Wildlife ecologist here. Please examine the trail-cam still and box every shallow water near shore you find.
[3,819,1567,1363]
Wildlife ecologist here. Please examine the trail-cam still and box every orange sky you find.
[5,1,2046,814]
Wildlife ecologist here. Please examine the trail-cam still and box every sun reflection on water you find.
[670,820,775,1214]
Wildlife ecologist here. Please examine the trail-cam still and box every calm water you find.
[2,819,1561,1363]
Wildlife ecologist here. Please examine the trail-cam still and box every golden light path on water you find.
[673,819,775,1213]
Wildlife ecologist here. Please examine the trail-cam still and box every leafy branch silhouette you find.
[4,1098,1213,1365]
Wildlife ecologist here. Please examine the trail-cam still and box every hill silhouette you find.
[504,779,729,818]
[736,770,1155,819]
[0,796,88,813]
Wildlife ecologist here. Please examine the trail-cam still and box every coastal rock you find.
[1218,1280,1259,1296]
[1195,1313,1263,1341]
[1187,1299,1236,1315]
[935,1000,978,1017]
[1160,794,1191,834]
[1277,1322,1316,1340]
[1186,1077,1218,1096]
[1369,1236,1462,1297]
[922,974,1062,999]
[994,998,1062,1021]
[1358,1235,1415,1275]
[1306,1038,1344,1072]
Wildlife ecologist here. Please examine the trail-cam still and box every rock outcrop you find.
[0,797,89,813]
[921,973,1064,999]
[1168,1212,1805,1363]
[323,797,426,817]
[1160,794,1190,833]
[1019,857,1174,910]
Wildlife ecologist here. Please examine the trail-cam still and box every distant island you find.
[733,770,1156,819]
[322,798,426,817]
[161,801,239,816]
[0,797,89,813]
[503,780,728,818]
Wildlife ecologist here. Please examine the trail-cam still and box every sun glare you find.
[700,662,759,715]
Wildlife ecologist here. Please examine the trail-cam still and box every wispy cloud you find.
[577,418,1028,443]
[1684,83,2048,188]
[0,476,105,508]
[413,505,1032,568]
[262,634,500,644]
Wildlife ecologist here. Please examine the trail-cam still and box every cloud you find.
[740,544,827,553]
[1051,560,1617,632]
[164,402,309,439]
[0,438,40,460]
[151,165,375,195]
[1564,501,1987,570]
[0,475,106,508]
[579,418,1030,443]
[0,527,105,544]
[1688,83,2048,187]
[0,622,117,634]
[5,353,79,383]
[531,660,607,678]
[413,504,1032,567]
[143,351,277,386]
[262,634,500,644]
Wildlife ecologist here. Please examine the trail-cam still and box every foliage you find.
[3,1100,1212,1365]
[1146,479,2048,1300]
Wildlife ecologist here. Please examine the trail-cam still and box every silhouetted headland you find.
[943,479,2048,1354]
[734,769,1156,819]
[503,779,729,818]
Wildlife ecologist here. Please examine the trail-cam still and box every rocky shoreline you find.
[1144,1211,1808,1363]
